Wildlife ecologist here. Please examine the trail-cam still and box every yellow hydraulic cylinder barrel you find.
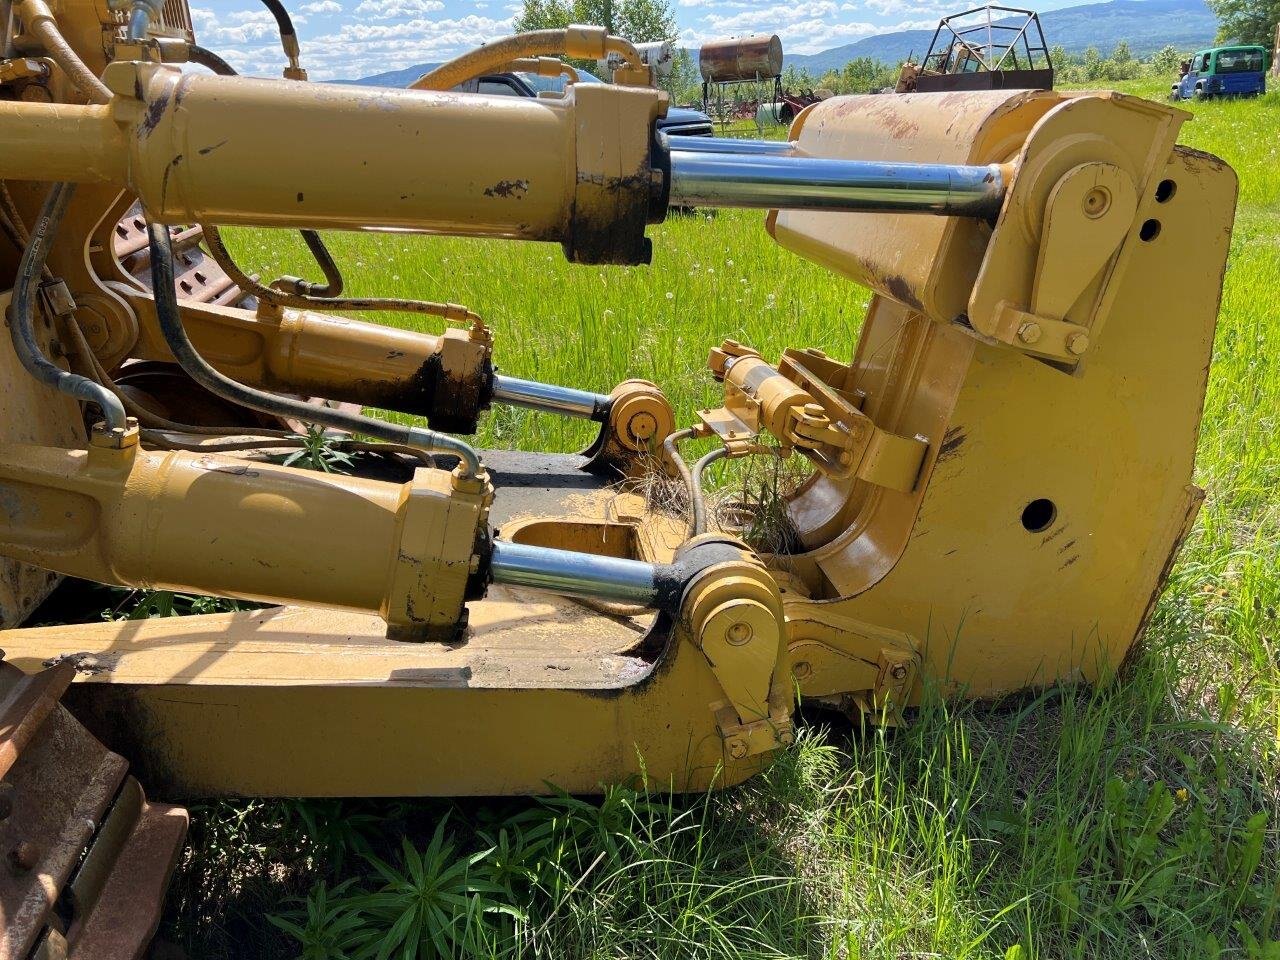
[0,101,125,182]
[0,435,489,639]
[0,60,664,262]
[723,354,811,439]
[118,66,574,236]
[92,61,662,263]
[136,300,493,431]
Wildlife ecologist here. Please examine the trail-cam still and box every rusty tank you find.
[699,35,783,82]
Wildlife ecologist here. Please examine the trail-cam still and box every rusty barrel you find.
[699,35,783,82]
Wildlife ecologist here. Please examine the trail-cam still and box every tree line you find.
[511,0,1274,108]
[685,44,1197,104]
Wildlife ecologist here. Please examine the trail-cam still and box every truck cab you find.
[1172,45,1268,100]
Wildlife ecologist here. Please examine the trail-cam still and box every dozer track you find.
[0,659,186,960]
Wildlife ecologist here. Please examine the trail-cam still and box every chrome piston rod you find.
[664,134,796,156]
[667,151,1006,218]
[491,374,610,421]
[490,540,661,605]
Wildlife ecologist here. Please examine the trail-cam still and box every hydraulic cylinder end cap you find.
[695,596,775,653]
[671,534,782,641]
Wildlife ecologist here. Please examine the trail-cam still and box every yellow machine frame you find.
[0,0,1237,804]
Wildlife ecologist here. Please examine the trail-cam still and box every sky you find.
[190,0,1081,81]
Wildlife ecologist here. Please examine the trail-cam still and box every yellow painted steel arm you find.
[409,25,641,91]
[0,61,666,265]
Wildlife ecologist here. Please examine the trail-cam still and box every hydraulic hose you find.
[411,27,642,91]
[186,43,237,77]
[276,229,344,298]
[7,183,127,431]
[59,307,287,437]
[690,446,728,535]
[662,428,697,538]
[201,222,480,323]
[14,0,111,103]
[138,430,437,468]
[257,0,297,46]
[182,47,344,299]
[0,181,38,266]
[256,0,304,73]
[147,222,483,478]
[61,305,439,467]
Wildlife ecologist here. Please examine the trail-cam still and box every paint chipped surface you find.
[484,179,529,199]
[42,650,120,676]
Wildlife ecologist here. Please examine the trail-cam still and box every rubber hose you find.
[148,221,483,477]
[7,182,127,430]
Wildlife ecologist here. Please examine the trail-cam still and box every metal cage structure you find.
[905,5,1054,91]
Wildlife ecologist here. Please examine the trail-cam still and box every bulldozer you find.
[0,0,1237,953]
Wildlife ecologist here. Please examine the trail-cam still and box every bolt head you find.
[725,621,754,646]
[727,737,749,759]
[1066,332,1090,356]
[793,660,811,679]
[890,663,908,681]
[10,841,40,872]
[627,411,658,441]
[1082,186,1112,219]
[1017,322,1042,345]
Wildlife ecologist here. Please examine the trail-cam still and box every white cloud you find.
[241,13,514,79]
[844,0,946,16]
[191,0,940,81]
[352,0,444,18]
[673,0,940,54]
[195,9,289,45]
[677,1,870,53]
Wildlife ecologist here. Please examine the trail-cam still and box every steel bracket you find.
[712,701,793,760]
[785,604,921,724]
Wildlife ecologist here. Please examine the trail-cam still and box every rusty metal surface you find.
[0,662,186,959]
[699,35,783,82]
[67,794,188,960]
[0,666,127,960]
[111,211,254,311]
[0,659,73,778]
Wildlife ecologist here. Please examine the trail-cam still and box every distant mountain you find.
[782,0,1218,75]
[332,62,439,86]
[340,0,1218,87]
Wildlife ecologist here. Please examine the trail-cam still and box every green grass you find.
[164,83,1280,958]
